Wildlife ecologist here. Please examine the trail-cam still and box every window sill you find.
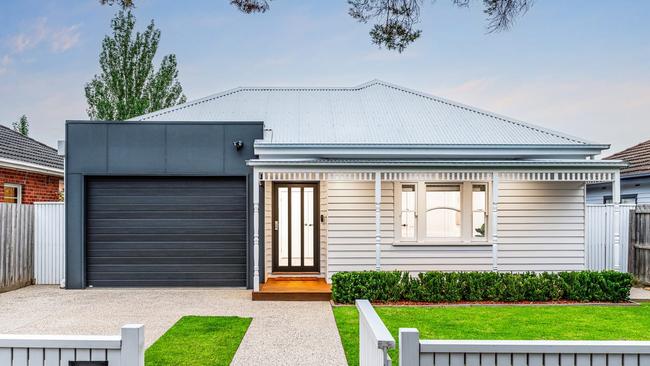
[393,240,492,247]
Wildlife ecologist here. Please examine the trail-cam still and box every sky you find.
[0,0,649,155]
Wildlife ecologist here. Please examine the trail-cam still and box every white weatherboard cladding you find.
[497,181,586,272]
[326,181,586,277]
[136,81,590,146]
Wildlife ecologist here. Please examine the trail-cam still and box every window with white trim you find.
[3,183,22,204]
[396,182,488,244]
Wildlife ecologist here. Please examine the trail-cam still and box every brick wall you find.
[0,167,62,204]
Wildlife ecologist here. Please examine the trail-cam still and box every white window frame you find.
[3,183,22,204]
[394,181,490,245]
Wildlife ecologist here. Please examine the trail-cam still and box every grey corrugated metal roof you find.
[0,125,63,170]
[134,80,596,146]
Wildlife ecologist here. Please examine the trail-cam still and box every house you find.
[64,80,625,294]
[0,125,64,204]
[587,139,650,204]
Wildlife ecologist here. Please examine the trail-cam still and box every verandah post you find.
[375,171,382,271]
[613,170,621,271]
[491,172,499,271]
[253,168,260,291]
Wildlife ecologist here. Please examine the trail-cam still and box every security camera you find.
[233,140,244,150]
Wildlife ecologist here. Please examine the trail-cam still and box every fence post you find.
[399,328,420,366]
[120,324,144,366]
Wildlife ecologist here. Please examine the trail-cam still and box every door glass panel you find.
[291,187,302,267]
[472,184,487,238]
[303,187,314,267]
[278,187,289,266]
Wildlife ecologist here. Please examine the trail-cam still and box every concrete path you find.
[0,286,347,366]
[631,287,650,302]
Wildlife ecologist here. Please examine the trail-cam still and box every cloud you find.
[5,18,80,55]
[0,55,11,75]
[50,25,81,52]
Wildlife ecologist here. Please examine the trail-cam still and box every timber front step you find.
[252,278,332,301]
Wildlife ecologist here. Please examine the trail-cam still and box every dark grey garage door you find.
[86,176,247,287]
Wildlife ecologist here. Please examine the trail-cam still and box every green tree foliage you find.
[12,115,29,136]
[99,1,531,52]
[85,11,186,120]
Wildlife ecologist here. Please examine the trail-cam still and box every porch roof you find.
[247,158,627,169]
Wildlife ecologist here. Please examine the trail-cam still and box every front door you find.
[273,183,319,272]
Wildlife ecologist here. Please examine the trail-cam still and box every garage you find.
[85,176,247,287]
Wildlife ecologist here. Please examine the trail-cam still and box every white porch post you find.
[252,169,260,291]
[375,171,382,271]
[491,172,499,271]
[613,170,621,271]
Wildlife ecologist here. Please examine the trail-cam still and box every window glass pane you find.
[278,187,289,266]
[400,184,416,240]
[472,185,487,238]
[3,186,18,204]
[303,188,314,267]
[425,184,461,238]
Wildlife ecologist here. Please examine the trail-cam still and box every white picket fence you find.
[356,299,650,366]
[34,202,65,285]
[585,204,636,272]
[399,327,650,366]
[357,300,395,366]
[0,324,144,366]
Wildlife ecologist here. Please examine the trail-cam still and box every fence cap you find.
[637,205,650,214]
[356,299,395,348]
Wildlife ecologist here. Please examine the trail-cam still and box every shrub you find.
[330,270,633,304]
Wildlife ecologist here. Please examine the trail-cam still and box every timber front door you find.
[273,183,319,272]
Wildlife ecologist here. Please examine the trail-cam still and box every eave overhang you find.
[253,143,610,159]
[0,157,64,177]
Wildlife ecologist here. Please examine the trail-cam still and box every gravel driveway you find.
[0,285,347,366]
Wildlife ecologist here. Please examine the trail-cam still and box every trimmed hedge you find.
[331,270,633,304]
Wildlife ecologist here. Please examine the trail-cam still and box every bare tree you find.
[100,0,532,52]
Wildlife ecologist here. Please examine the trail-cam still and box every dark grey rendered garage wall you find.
[65,121,264,289]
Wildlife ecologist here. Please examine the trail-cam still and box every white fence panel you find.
[585,204,635,272]
[0,324,144,366]
[34,202,65,285]
[400,328,650,366]
[357,300,395,366]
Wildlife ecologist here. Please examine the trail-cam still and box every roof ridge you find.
[0,124,59,152]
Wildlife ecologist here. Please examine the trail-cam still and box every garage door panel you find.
[88,264,246,273]
[87,218,245,228]
[86,176,247,287]
[87,226,246,235]
[88,195,247,205]
[87,271,246,281]
[88,249,246,258]
[87,210,247,220]
[86,241,246,250]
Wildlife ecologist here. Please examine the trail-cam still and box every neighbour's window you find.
[603,194,637,205]
[400,184,417,241]
[396,182,489,244]
[3,184,22,204]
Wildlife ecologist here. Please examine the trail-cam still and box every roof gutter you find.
[0,157,64,177]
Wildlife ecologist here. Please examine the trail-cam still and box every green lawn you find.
[334,304,650,366]
[145,316,251,366]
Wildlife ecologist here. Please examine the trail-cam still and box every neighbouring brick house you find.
[0,125,64,204]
